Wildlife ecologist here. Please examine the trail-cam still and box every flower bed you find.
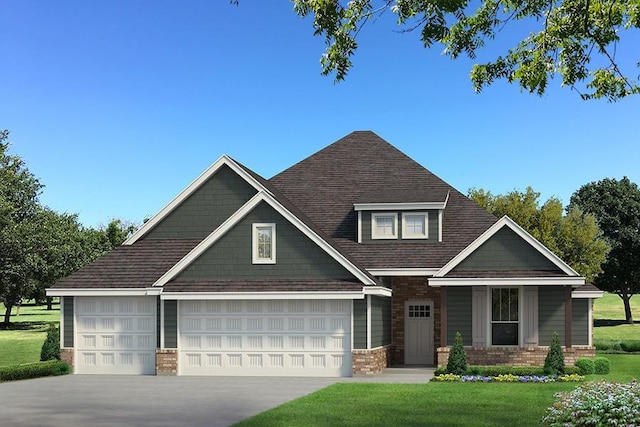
[432,373,585,383]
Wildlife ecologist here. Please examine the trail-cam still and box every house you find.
[47,131,602,376]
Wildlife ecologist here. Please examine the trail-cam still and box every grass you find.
[593,292,640,341]
[0,302,59,367]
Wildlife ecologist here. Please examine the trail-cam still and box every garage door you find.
[75,296,157,375]
[178,299,352,377]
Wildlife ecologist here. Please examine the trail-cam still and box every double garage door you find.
[74,297,352,377]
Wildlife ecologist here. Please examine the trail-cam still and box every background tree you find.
[570,177,640,324]
[469,186,608,282]
[288,0,640,101]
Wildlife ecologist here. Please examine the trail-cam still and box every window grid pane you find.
[405,215,425,235]
[257,227,272,260]
[376,217,394,236]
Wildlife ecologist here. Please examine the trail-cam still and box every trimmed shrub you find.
[40,324,60,361]
[575,358,595,375]
[446,332,467,375]
[0,361,70,382]
[544,332,565,375]
[620,341,640,353]
[594,357,611,374]
[542,380,640,426]
[595,340,640,353]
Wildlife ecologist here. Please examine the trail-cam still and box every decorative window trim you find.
[371,213,398,240]
[252,223,276,264]
[488,286,521,347]
[402,212,429,239]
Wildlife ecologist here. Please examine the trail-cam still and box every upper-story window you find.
[371,213,398,239]
[402,212,428,239]
[252,223,276,264]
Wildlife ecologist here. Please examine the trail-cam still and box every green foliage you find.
[594,357,611,374]
[542,380,640,426]
[595,340,640,353]
[574,358,595,375]
[0,360,69,382]
[544,332,565,375]
[446,332,467,375]
[40,323,60,361]
[468,187,608,282]
[290,0,640,101]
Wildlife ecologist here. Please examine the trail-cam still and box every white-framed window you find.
[491,287,519,346]
[252,223,276,264]
[402,212,428,239]
[371,213,398,239]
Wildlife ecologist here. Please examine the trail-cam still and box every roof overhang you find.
[354,198,448,212]
[46,288,162,297]
[160,291,365,300]
[368,268,439,276]
[429,277,586,287]
[572,289,604,298]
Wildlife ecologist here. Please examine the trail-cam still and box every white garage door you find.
[178,299,352,377]
[75,296,157,375]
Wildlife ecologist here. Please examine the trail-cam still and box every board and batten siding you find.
[144,165,258,240]
[163,300,178,348]
[177,202,356,281]
[538,286,566,345]
[572,298,589,345]
[360,210,439,243]
[63,296,74,348]
[353,299,367,349]
[447,287,472,345]
[370,296,392,348]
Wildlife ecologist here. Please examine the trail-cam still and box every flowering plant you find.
[432,373,461,382]
[432,373,584,383]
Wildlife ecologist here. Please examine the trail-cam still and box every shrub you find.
[542,380,640,426]
[574,358,595,375]
[594,357,611,374]
[446,332,467,375]
[544,332,565,375]
[620,341,640,353]
[40,324,60,361]
[0,361,70,382]
[476,366,546,377]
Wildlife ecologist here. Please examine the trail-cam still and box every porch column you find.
[440,287,447,347]
[564,286,572,348]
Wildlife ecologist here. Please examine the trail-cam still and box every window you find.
[408,304,430,318]
[252,223,276,264]
[371,213,398,239]
[402,213,428,239]
[491,288,519,345]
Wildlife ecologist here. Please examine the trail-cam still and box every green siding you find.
[353,299,367,349]
[572,299,589,345]
[144,165,257,240]
[453,227,563,272]
[164,300,178,348]
[371,296,392,347]
[447,287,472,345]
[177,202,356,280]
[63,296,74,348]
[361,210,439,243]
[539,286,566,345]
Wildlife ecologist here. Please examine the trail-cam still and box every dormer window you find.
[253,223,276,264]
[372,213,398,239]
[402,213,428,239]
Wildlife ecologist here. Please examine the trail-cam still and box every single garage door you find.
[178,299,352,377]
[75,296,157,375]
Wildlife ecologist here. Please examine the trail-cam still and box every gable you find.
[143,164,257,240]
[175,201,359,281]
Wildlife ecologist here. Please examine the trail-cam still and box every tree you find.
[570,177,640,324]
[469,186,608,282]
[446,332,467,375]
[288,0,640,101]
[544,331,565,375]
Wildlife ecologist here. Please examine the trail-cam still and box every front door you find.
[404,301,434,365]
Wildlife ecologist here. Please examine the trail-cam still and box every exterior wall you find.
[446,286,472,345]
[144,165,258,240]
[353,299,367,349]
[63,296,74,348]
[177,202,355,280]
[452,227,563,272]
[572,299,589,345]
[371,296,392,348]
[391,277,440,365]
[60,348,74,371]
[156,349,178,375]
[436,346,596,367]
[164,300,178,348]
[539,286,566,345]
[352,345,393,375]
[360,210,439,243]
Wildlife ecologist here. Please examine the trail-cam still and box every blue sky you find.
[2,1,638,227]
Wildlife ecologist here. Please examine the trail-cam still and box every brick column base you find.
[60,348,74,371]
[352,345,394,375]
[436,346,596,367]
[156,349,178,375]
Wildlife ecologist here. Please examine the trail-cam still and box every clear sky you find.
[2,1,638,228]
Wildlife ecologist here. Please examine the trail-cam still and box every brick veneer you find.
[60,348,74,371]
[392,277,440,365]
[353,345,394,375]
[436,346,596,367]
[156,349,178,375]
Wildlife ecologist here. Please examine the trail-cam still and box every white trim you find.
[362,286,392,297]
[354,201,446,211]
[366,295,372,349]
[368,268,439,276]
[73,296,77,374]
[46,288,161,296]
[153,191,376,287]
[588,299,593,346]
[123,155,268,245]
[350,300,355,355]
[402,212,429,239]
[572,290,604,298]
[160,291,365,300]
[434,216,581,278]
[429,277,585,287]
[357,211,362,244]
[160,299,165,349]
[371,212,398,240]
[487,286,522,347]
[252,223,276,264]
[59,297,64,348]
[438,210,443,242]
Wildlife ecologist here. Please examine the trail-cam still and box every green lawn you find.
[593,292,640,341]
[0,302,60,367]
